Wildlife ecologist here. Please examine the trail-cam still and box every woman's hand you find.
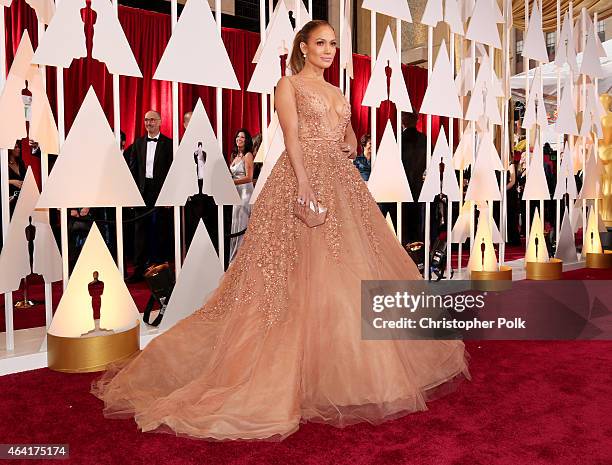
[9,180,23,188]
[297,180,318,211]
[339,142,355,159]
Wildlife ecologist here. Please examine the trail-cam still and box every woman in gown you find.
[228,129,255,263]
[8,141,26,215]
[91,20,470,441]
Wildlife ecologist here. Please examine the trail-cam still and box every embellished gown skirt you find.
[91,138,470,441]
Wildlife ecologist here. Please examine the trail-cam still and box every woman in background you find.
[229,128,254,262]
[251,133,262,186]
[353,133,371,181]
[8,140,26,216]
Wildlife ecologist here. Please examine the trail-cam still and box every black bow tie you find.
[147,137,158,142]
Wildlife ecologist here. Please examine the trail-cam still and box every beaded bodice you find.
[289,75,352,145]
[196,76,381,327]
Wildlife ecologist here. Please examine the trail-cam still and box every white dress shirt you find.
[145,133,160,179]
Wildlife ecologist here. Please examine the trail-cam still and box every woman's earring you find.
[303,53,307,59]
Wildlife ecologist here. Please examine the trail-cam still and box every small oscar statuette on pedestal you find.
[81,271,113,336]
[16,216,36,309]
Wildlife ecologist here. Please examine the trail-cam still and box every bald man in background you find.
[125,110,174,282]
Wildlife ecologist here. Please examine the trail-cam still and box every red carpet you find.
[1,339,611,464]
[1,267,611,464]
[562,267,612,280]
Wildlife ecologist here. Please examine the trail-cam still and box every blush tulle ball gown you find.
[91,75,470,441]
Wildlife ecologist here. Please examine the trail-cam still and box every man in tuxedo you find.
[126,110,173,282]
[401,112,427,246]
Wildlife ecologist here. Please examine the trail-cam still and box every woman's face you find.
[301,25,337,70]
[364,140,371,156]
[11,143,21,158]
[236,132,246,150]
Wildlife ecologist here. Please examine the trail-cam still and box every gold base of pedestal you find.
[526,258,563,280]
[47,325,140,373]
[586,251,612,269]
[471,266,513,291]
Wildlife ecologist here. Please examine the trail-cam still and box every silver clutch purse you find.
[294,200,327,228]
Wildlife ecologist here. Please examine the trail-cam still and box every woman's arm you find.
[339,88,357,159]
[275,77,318,207]
[234,152,255,185]
[342,123,358,159]
[506,163,516,190]
[276,77,308,184]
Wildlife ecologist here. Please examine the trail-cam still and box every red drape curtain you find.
[115,8,172,143]
[179,28,263,151]
[4,0,450,175]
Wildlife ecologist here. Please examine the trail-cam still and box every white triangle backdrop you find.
[37,87,144,208]
[154,0,240,89]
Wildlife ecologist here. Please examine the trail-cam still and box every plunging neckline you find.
[293,75,349,130]
[231,156,244,168]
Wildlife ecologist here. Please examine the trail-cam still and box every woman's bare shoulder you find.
[275,76,298,101]
[276,75,296,90]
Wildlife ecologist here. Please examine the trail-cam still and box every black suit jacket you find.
[401,127,427,199]
[125,134,173,196]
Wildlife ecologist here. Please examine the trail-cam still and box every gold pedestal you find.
[47,325,140,373]
[470,265,513,291]
[526,258,563,280]
[586,251,612,269]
